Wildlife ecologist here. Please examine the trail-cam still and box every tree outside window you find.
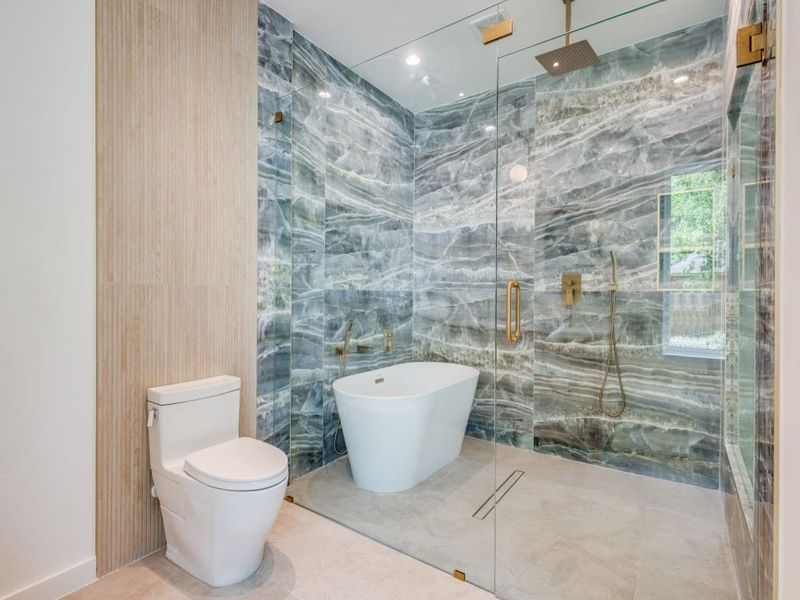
[658,170,725,358]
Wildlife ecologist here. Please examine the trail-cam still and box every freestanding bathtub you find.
[332,361,480,493]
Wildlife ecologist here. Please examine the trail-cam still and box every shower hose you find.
[598,251,626,418]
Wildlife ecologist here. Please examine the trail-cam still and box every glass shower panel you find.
[735,66,760,488]
[495,1,730,597]
[723,0,773,537]
[281,7,502,592]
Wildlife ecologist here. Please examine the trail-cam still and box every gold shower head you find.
[535,40,599,75]
[535,0,599,76]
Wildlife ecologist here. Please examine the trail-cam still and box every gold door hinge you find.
[453,569,466,581]
[737,22,773,67]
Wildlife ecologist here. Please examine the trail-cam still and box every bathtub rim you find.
[332,361,480,403]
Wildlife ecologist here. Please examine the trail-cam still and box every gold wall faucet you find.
[334,320,355,377]
[383,330,394,354]
[562,273,582,307]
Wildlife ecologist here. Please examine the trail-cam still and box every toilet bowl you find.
[147,376,287,587]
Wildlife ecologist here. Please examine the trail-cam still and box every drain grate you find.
[472,470,524,520]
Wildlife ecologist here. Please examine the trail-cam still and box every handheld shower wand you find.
[598,251,626,418]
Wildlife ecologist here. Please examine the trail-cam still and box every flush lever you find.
[147,407,158,428]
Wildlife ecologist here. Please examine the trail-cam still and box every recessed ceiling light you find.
[673,75,689,84]
[405,54,421,66]
[459,92,465,97]
[485,125,496,133]
[318,90,332,98]
[553,62,560,68]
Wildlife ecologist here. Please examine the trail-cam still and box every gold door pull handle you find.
[506,278,521,344]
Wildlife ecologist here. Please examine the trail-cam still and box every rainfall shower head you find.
[536,40,599,76]
[535,0,599,76]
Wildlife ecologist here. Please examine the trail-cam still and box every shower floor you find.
[287,438,737,600]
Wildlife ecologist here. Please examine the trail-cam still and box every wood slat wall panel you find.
[96,0,257,575]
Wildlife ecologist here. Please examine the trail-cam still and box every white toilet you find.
[147,375,288,587]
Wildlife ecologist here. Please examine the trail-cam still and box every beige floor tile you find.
[68,502,491,600]
[634,566,737,600]
[290,437,735,600]
[73,439,738,600]
[510,537,638,600]
[640,507,735,592]
[64,562,192,600]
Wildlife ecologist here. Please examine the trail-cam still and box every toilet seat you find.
[184,437,288,491]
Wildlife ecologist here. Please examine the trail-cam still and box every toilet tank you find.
[147,376,240,472]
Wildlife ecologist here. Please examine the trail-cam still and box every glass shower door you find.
[267,4,504,592]
[494,1,734,598]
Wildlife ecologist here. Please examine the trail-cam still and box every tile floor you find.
[66,502,492,600]
[288,438,738,600]
[70,439,738,600]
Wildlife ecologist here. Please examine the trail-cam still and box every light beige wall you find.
[0,1,97,599]
[96,0,257,575]
[777,0,800,596]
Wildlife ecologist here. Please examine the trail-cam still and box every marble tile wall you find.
[293,33,415,478]
[413,18,727,488]
[261,7,754,498]
[754,1,776,595]
[530,18,726,489]
[412,88,498,442]
[258,4,415,479]
[412,80,537,446]
[257,3,292,455]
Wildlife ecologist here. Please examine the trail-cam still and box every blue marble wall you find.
[530,19,726,489]
[292,33,415,478]
[413,18,726,488]
[257,3,292,455]
[412,80,537,447]
[261,5,730,489]
[257,3,415,479]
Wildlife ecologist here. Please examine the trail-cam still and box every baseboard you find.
[0,557,96,600]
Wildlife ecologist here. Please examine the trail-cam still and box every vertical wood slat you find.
[96,0,257,576]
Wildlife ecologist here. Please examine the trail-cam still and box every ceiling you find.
[267,0,727,113]
[265,0,499,67]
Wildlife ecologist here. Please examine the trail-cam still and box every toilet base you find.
[154,470,286,587]
[164,542,263,588]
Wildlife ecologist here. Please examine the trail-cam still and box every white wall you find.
[0,1,96,599]
[778,0,800,597]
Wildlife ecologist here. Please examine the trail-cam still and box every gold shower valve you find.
[562,273,582,306]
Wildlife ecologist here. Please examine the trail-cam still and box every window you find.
[658,170,725,359]
[658,171,722,290]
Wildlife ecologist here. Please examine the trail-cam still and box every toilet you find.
[147,375,288,587]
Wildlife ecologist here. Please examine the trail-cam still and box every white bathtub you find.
[333,361,480,493]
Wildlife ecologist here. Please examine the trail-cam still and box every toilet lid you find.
[184,437,288,491]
